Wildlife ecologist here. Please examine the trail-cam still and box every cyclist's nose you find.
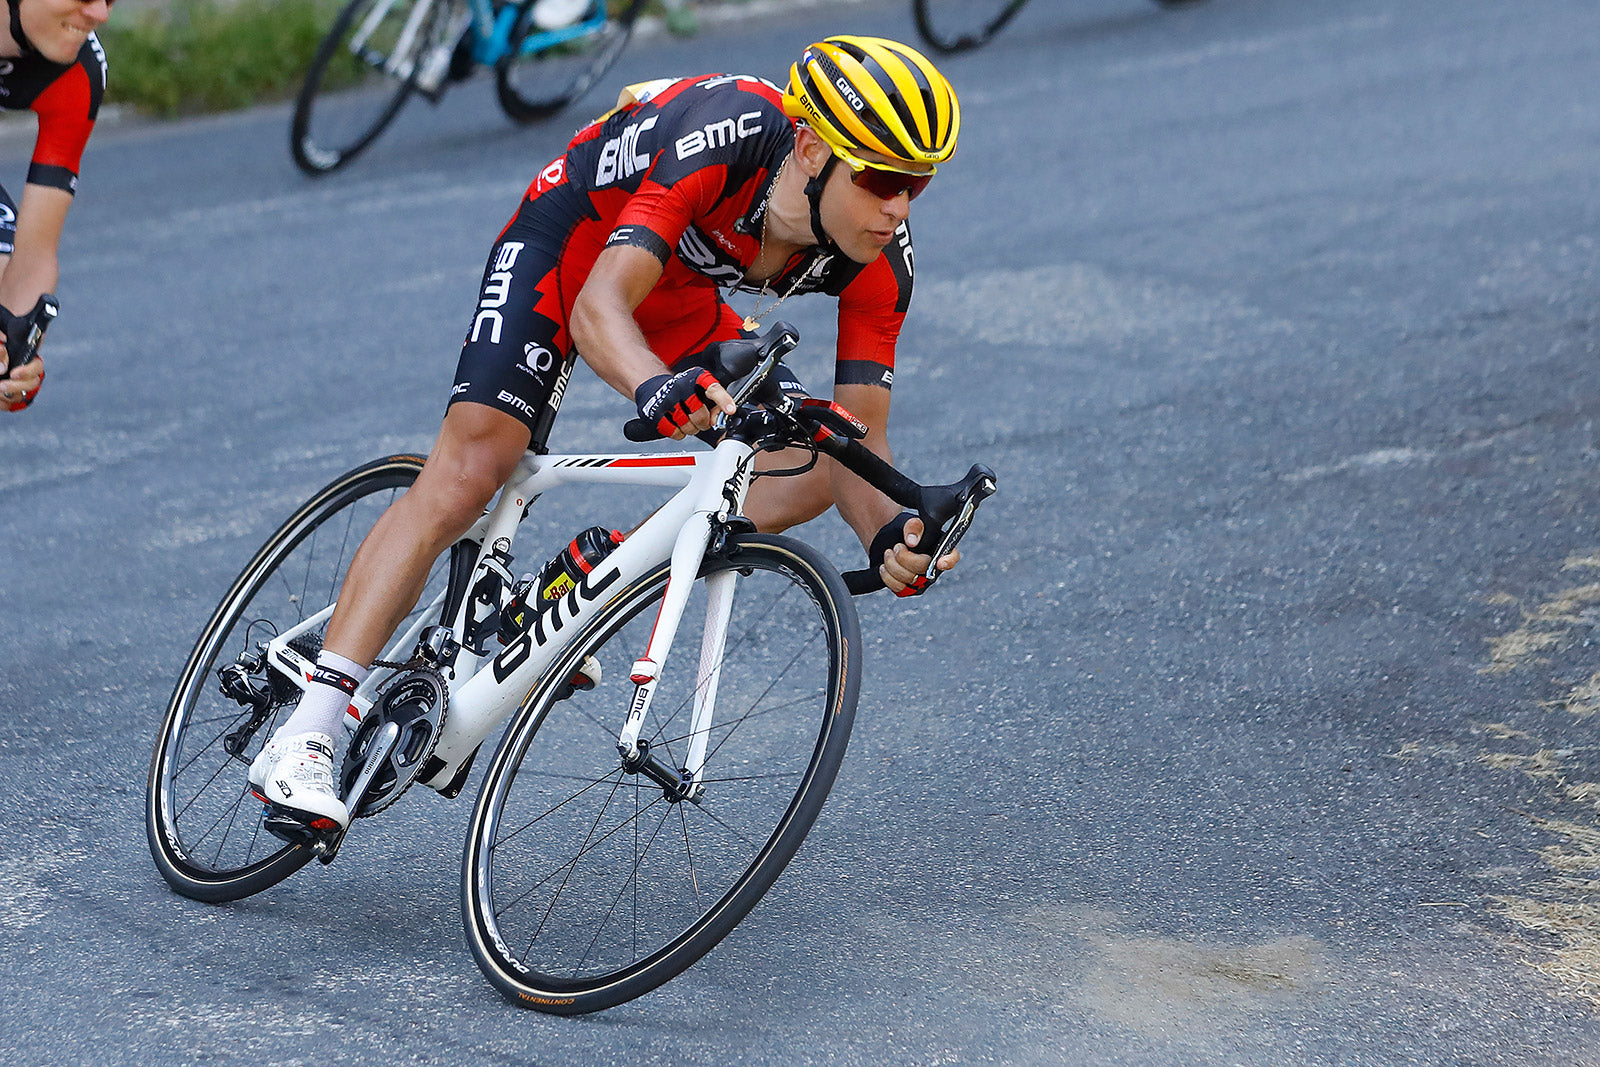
[883,193,911,223]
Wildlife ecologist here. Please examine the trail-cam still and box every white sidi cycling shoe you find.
[248,731,350,832]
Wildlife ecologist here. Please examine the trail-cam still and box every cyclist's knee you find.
[415,404,531,516]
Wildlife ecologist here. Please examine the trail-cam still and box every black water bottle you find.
[535,527,624,603]
[497,527,623,645]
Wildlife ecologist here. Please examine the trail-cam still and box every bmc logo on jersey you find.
[596,115,657,185]
[674,111,763,161]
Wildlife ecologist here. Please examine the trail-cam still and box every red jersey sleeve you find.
[27,39,105,193]
[835,223,915,391]
[605,166,724,263]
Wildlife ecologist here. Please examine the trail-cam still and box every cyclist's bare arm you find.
[572,245,736,438]
[0,183,68,380]
[828,381,959,591]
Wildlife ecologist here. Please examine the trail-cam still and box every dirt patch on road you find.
[1473,553,1600,1005]
[1022,906,1325,1036]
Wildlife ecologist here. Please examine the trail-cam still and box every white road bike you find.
[145,324,995,1013]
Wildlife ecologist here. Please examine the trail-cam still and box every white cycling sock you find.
[280,650,371,739]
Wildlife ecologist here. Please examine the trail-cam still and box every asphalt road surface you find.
[4,0,1600,1063]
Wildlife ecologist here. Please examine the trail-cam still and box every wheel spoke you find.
[149,458,431,901]
[467,539,861,1010]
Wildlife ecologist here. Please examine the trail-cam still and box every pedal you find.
[260,801,345,859]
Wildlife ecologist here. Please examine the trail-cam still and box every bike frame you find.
[259,432,759,797]
[345,0,609,79]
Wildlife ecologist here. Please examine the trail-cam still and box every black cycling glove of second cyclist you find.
[0,297,49,411]
[634,367,720,438]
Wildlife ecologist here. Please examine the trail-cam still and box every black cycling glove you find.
[842,512,932,598]
[634,367,720,438]
[0,299,45,411]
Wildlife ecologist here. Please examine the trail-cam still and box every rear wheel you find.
[494,0,646,124]
[291,0,450,174]
[462,534,861,1013]
[146,456,451,902]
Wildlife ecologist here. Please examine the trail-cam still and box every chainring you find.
[339,666,448,818]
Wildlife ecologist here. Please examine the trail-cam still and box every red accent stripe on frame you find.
[609,456,696,468]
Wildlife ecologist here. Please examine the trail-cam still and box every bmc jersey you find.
[561,74,912,390]
[0,35,107,193]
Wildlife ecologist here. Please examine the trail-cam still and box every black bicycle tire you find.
[493,0,646,125]
[146,455,426,903]
[912,0,1031,55]
[290,0,427,175]
[461,533,862,1013]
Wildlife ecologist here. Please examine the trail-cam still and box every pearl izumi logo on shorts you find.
[523,342,554,374]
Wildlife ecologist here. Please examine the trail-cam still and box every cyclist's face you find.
[17,0,110,64]
[820,148,930,265]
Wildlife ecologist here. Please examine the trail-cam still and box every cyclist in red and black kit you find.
[0,0,108,412]
[247,36,965,831]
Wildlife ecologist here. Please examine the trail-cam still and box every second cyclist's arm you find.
[0,183,68,312]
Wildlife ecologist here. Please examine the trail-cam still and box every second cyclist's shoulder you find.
[0,35,106,112]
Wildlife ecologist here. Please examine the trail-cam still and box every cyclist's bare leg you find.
[745,447,834,533]
[323,402,533,666]
[248,405,531,826]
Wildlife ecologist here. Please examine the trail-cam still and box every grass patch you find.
[101,0,347,117]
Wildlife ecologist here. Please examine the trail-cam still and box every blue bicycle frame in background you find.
[291,0,648,175]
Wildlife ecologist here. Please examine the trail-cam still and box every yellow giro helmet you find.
[783,35,961,174]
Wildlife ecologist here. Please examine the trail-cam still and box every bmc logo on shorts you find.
[471,242,524,345]
[675,111,763,161]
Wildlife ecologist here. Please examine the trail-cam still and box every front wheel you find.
[146,455,450,902]
[494,0,646,124]
[912,0,1031,54]
[291,0,450,174]
[462,534,862,1013]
